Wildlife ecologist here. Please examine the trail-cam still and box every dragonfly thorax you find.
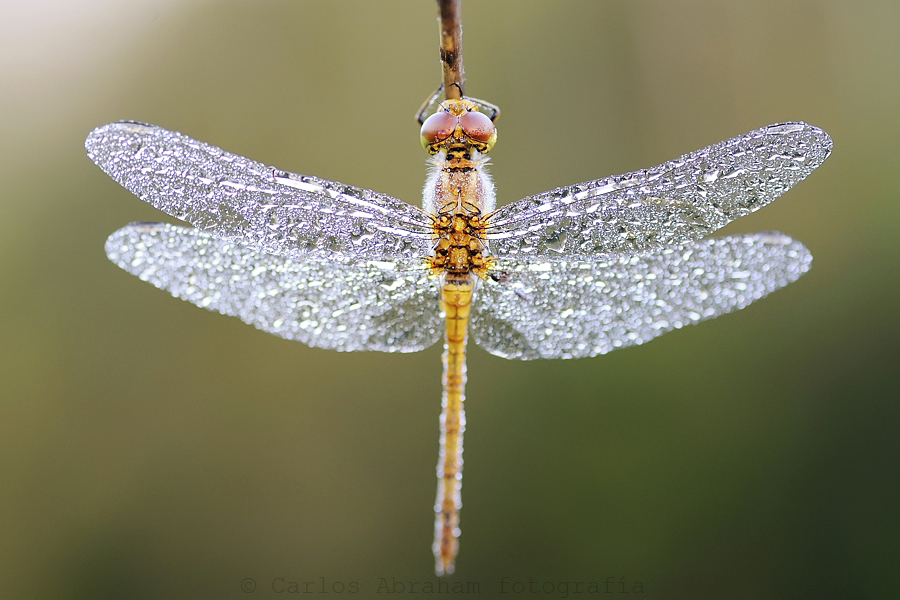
[430,210,490,280]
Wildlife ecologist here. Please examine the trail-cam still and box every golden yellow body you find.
[421,98,497,575]
[434,278,471,575]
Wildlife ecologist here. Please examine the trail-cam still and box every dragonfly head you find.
[420,98,497,156]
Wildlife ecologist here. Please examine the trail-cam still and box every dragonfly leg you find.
[416,83,445,125]
[464,96,500,121]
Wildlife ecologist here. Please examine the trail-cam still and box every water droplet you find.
[547,231,567,252]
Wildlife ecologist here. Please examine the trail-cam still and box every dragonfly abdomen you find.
[434,276,473,576]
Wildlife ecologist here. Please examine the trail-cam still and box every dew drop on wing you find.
[546,231,567,252]
[702,168,720,183]
[341,185,365,200]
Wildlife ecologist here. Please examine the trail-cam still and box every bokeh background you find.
[2,1,898,597]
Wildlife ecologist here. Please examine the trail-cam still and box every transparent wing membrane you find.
[471,233,812,360]
[485,123,831,261]
[105,223,442,352]
[87,122,436,263]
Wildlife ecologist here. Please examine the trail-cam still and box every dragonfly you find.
[86,95,831,575]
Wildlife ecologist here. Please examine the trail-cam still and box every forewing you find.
[87,122,435,263]
[472,233,811,360]
[105,223,442,352]
[486,123,831,260]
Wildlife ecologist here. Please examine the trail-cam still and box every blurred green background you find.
[2,1,898,597]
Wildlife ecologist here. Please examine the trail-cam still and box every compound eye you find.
[420,111,458,147]
[459,110,495,143]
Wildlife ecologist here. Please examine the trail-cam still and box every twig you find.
[436,0,464,99]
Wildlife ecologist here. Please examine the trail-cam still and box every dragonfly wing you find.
[485,123,831,260]
[471,233,811,360]
[106,223,442,352]
[87,122,435,263]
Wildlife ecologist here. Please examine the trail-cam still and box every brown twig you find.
[437,0,464,99]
